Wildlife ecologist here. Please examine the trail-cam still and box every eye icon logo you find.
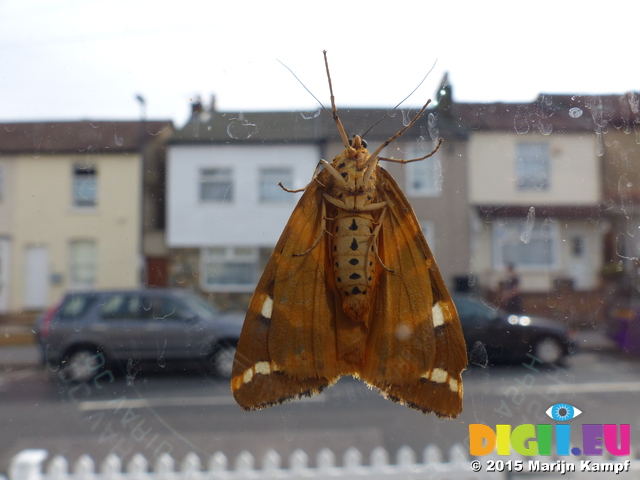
[545,403,582,421]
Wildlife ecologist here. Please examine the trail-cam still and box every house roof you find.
[169,107,437,145]
[454,93,639,133]
[0,121,173,154]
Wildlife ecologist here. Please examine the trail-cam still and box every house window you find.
[260,167,294,203]
[201,247,258,292]
[73,164,97,207]
[516,143,549,190]
[420,221,436,256]
[69,240,97,288]
[493,220,558,269]
[405,142,442,197]
[200,168,233,202]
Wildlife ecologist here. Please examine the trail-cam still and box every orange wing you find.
[232,169,343,410]
[360,167,467,418]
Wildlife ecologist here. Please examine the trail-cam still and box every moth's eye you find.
[361,139,367,148]
[545,403,582,421]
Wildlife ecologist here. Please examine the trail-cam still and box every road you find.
[1,345,639,474]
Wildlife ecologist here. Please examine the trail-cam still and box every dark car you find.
[35,289,244,382]
[453,294,575,365]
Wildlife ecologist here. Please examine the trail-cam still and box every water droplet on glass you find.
[520,207,535,244]
[569,107,583,118]
[596,131,605,157]
[469,341,488,368]
[514,114,529,134]
[300,107,321,120]
[227,114,258,139]
[427,113,439,147]
[401,110,412,127]
[537,120,553,136]
[114,135,124,146]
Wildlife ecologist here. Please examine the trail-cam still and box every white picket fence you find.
[8,446,640,480]
[8,444,495,480]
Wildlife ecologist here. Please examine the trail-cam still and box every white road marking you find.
[78,394,325,411]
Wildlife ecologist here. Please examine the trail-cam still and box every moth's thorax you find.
[330,147,378,211]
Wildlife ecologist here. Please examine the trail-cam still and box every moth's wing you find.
[361,167,467,418]
[231,170,341,410]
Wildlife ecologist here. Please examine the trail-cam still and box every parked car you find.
[34,289,244,382]
[453,294,575,365]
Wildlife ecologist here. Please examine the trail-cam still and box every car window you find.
[454,297,498,324]
[58,294,95,320]
[141,295,193,321]
[101,293,144,319]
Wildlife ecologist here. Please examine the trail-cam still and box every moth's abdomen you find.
[332,211,376,321]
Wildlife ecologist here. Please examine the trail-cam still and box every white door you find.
[24,246,49,310]
[0,238,10,313]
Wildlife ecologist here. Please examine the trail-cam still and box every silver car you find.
[35,289,244,383]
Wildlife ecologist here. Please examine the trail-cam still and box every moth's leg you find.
[371,206,394,273]
[364,99,434,169]
[320,160,348,188]
[292,200,330,257]
[279,161,326,193]
[378,138,443,164]
[323,193,387,213]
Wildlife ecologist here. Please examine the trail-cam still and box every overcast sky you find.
[1,0,637,128]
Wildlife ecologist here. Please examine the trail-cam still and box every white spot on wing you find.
[432,303,445,327]
[261,295,274,319]
[243,368,253,384]
[254,361,271,375]
[449,377,458,392]
[430,368,447,383]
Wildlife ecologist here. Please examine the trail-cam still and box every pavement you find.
[0,328,622,369]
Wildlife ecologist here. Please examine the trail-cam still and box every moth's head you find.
[346,135,370,169]
[349,134,368,150]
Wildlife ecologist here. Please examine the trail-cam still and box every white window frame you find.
[72,164,98,208]
[515,142,550,191]
[404,142,442,197]
[69,240,97,288]
[492,219,560,270]
[199,167,234,203]
[259,167,294,203]
[200,247,259,292]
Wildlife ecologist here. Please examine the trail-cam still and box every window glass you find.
[515,142,549,190]
[405,142,442,197]
[69,240,97,288]
[493,220,558,268]
[259,167,293,203]
[200,168,233,202]
[72,164,97,207]
[201,247,258,291]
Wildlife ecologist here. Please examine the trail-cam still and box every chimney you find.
[191,96,203,120]
[210,95,216,113]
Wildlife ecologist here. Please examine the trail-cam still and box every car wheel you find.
[62,348,105,383]
[207,342,237,379]
[533,337,564,364]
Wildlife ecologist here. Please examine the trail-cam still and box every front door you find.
[24,246,49,310]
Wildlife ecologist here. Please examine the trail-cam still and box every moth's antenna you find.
[276,58,332,118]
[361,59,438,139]
[323,50,352,150]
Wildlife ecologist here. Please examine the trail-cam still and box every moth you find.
[231,51,467,418]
